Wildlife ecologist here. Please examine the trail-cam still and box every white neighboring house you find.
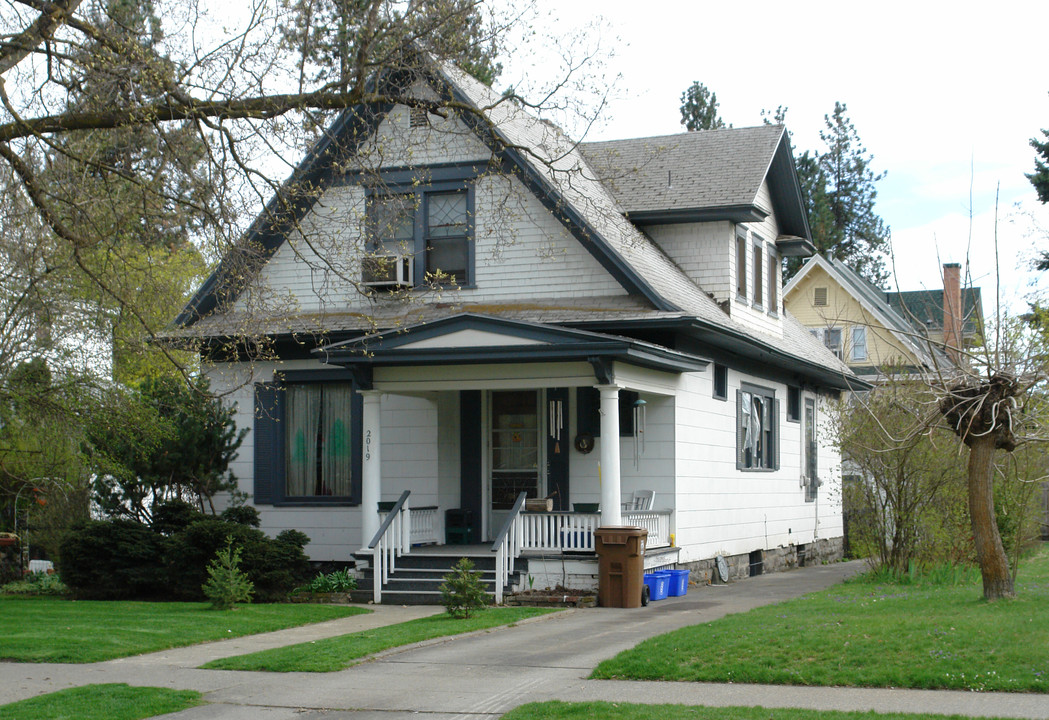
[173,61,862,601]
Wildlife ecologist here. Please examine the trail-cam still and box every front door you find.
[489,390,541,534]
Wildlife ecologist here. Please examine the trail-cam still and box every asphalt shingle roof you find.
[579,126,785,214]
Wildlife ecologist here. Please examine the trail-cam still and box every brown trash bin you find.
[594,526,648,608]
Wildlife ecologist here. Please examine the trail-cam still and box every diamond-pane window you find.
[425,191,468,283]
[427,192,467,237]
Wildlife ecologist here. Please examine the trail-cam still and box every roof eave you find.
[624,204,766,226]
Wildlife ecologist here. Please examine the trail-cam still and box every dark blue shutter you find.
[253,383,283,504]
[772,398,781,471]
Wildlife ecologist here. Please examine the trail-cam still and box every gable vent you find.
[409,106,428,128]
[814,287,828,306]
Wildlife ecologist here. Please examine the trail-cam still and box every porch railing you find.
[519,509,672,553]
[520,511,599,552]
[490,491,527,604]
[367,490,411,604]
[624,509,672,548]
[409,505,438,545]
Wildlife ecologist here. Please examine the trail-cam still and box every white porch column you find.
[599,385,623,526]
[360,390,382,550]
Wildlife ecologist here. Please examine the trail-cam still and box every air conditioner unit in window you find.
[362,254,413,288]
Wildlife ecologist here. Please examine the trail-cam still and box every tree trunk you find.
[967,435,1014,600]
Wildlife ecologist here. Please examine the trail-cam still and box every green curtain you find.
[322,385,354,496]
[286,384,321,495]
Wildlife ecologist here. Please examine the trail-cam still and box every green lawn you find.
[0,684,202,720]
[203,606,559,672]
[502,702,1015,720]
[0,597,369,663]
[591,547,1049,693]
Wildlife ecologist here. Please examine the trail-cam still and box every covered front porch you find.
[318,314,706,602]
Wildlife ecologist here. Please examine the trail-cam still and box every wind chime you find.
[633,397,647,469]
[548,398,563,447]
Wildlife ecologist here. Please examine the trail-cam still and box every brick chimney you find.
[942,263,963,363]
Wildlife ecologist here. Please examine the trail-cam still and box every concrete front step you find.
[353,555,525,605]
[355,553,503,572]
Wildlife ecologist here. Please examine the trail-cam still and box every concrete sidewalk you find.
[2,560,1046,719]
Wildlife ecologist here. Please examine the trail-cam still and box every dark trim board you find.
[460,391,483,543]
[625,204,767,226]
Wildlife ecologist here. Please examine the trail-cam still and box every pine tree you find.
[202,537,255,609]
[1029,126,1049,205]
[679,82,726,131]
[788,103,890,286]
[281,0,502,90]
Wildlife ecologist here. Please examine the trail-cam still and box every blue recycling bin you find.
[644,571,670,601]
[667,569,689,596]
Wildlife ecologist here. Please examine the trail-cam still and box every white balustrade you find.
[518,510,671,553]
[409,506,439,546]
[623,509,671,548]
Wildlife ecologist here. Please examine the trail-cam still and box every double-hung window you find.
[737,383,778,470]
[285,383,355,497]
[803,397,818,501]
[366,178,475,288]
[850,326,868,361]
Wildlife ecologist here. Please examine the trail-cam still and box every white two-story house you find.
[174,60,860,602]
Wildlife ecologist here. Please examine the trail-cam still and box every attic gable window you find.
[811,327,843,359]
[814,286,828,306]
[364,179,475,289]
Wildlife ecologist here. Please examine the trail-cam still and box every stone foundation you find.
[681,537,845,585]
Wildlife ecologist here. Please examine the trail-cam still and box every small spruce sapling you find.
[202,536,254,609]
[440,557,489,618]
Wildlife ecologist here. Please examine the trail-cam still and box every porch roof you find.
[314,313,708,381]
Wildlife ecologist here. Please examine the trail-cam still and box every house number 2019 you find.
[365,430,372,461]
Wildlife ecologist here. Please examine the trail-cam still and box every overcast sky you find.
[500,0,1049,317]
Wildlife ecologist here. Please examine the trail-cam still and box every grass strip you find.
[0,597,369,663]
[591,547,1049,693]
[203,606,559,672]
[502,701,1015,720]
[0,683,202,720]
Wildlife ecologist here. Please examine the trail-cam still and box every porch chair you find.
[622,489,655,512]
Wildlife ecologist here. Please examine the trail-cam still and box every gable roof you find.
[318,313,709,376]
[579,126,814,248]
[783,255,948,370]
[173,60,859,390]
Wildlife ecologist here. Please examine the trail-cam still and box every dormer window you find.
[736,232,748,300]
[768,252,779,315]
[752,240,764,309]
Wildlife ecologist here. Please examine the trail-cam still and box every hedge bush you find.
[60,519,170,600]
[60,508,311,602]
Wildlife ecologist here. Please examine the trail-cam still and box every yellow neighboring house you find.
[784,256,982,380]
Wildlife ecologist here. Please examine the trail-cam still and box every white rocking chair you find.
[622,489,654,511]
